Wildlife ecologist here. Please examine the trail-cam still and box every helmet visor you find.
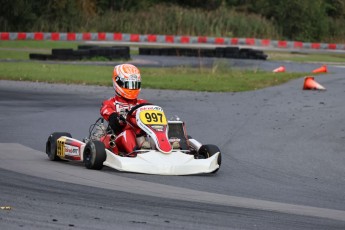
[124,80,141,90]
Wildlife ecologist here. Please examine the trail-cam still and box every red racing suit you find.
[100,94,148,154]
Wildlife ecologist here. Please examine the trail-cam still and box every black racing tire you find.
[198,144,222,173]
[46,132,72,161]
[83,141,106,170]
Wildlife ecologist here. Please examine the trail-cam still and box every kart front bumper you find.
[103,150,220,175]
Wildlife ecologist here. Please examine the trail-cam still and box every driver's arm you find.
[100,98,116,121]
[100,98,123,134]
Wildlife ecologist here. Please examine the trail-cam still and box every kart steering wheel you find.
[126,103,152,118]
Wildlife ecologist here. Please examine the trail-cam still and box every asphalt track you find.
[0,57,345,229]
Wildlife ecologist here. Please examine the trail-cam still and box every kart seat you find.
[168,121,189,150]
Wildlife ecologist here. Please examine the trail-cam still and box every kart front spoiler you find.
[103,150,220,175]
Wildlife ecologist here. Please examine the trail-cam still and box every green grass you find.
[0,40,81,49]
[0,62,305,92]
[0,49,51,60]
[0,41,82,60]
[143,67,304,92]
[0,62,111,85]
[267,51,345,63]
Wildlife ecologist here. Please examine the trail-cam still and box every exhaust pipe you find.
[110,134,116,141]
[109,141,116,148]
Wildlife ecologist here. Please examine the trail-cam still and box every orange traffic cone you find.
[303,76,326,90]
[273,66,286,73]
[312,65,327,73]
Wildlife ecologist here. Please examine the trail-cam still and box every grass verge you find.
[0,40,81,49]
[267,51,345,63]
[0,62,305,92]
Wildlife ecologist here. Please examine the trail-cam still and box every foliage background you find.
[1,0,345,42]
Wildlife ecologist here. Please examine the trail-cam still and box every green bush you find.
[1,0,345,42]
[90,5,279,38]
[251,0,330,42]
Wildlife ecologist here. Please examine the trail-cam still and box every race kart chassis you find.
[46,105,221,175]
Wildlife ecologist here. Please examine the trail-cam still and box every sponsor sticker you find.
[169,137,181,142]
[139,106,163,112]
[64,144,79,156]
[151,125,164,131]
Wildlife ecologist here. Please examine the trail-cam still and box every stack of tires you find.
[139,46,267,60]
[29,45,130,61]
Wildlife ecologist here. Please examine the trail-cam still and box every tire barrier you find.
[139,47,268,60]
[2,32,345,51]
[29,46,130,61]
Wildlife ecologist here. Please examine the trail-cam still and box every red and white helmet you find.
[112,64,141,100]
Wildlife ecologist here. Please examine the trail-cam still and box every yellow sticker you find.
[139,110,167,125]
[57,137,66,158]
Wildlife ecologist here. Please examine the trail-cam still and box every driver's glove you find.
[118,114,126,123]
[108,113,122,133]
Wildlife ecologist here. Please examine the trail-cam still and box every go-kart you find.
[45,104,221,175]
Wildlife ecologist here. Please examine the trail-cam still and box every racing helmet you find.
[112,64,142,100]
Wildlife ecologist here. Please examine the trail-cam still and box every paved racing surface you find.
[1,58,345,229]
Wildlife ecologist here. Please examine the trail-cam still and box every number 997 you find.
[145,112,162,123]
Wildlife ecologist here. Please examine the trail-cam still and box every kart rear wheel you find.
[83,141,106,170]
[46,132,72,161]
[197,144,222,173]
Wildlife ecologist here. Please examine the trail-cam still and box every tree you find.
[249,0,329,41]
[324,0,345,18]
[0,0,37,31]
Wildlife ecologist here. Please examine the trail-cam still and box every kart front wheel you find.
[46,132,72,161]
[197,144,222,173]
[83,141,106,170]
